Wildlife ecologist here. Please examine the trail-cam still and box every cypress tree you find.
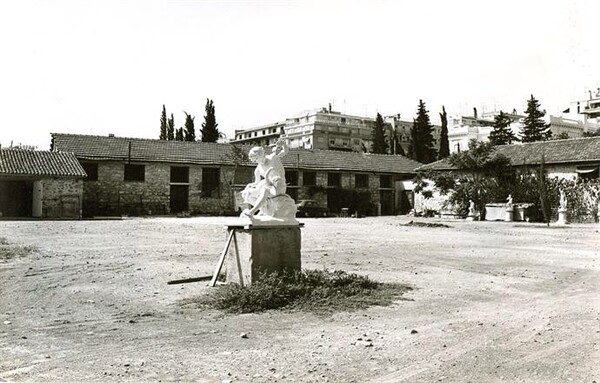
[167,113,175,141]
[175,127,184,141]
[159,105,168,140]
[438,106,450,159]
[520,95,551,143]
[201,99,220,142]
[488,111,518,145]
[370,113,388,154]
[183,112,196,142]
[409,100,437,163]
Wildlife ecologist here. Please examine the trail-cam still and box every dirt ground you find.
[0,216,599,383]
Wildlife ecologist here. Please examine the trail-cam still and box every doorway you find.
[170,185,189,213]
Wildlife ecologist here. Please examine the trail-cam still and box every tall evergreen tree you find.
[370,113,388,154]
[488,111,518,145]
[167,113,175,141]
[159,105,168,140]
[175,127,184,141]
[408,100,437,163]
[183,112,196,142]
[201,99,220,142]
[520,95,551,143]
[438,106,450,160]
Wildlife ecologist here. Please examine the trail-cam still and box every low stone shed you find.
[0,148,86,218]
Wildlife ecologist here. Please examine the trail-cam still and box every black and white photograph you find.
[1,1,599,382]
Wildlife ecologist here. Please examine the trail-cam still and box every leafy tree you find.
[201,98,220,142]
[408,100,437,163]
[415,140,511,217]
[159,105,168,140]
[183,112,196,142]
[370,113,388,154]
[488,111,518,145]
[175,127,184,141]
[167,113,175,141]
[583,127,600,137]
[438,106,450,159]
[520,95,551,143]
[552,132,570,140]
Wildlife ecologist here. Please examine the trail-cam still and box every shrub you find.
[0,238,36,260]
[188,269,411,314]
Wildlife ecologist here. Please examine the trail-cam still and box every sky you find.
[0,0,598,150]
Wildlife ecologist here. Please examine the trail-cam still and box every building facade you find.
[52,133,422,217]
[231,106,441,155]
[0,148,86,218]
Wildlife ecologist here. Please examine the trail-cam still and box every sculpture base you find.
[557,209,568,225]
[465,213,477,221]
[505,208,514,222]
[225,222,302,286]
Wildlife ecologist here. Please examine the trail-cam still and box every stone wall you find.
[81,161,236,216]
[42,178,83,218]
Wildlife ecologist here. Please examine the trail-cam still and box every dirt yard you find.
[1,216,599,382]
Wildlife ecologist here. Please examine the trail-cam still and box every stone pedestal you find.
[225,222,302,286]
[465,213,477,221]
[557,208,568,225]
[504,208,514,222]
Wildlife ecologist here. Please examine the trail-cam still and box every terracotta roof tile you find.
[0,149,87,177]
[52,133,422,175]
[417,137,600,172]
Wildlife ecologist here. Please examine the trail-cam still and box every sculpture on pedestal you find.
[240,139,298,224]
[505,194,513,208]
[559,189,567,210]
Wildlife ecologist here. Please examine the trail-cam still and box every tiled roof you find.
[0,149,87,177]
[417,137,600,172]
[52,133,422,175]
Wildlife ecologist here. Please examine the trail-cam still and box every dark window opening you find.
[202,168,220,198]
[170,166,189,183]
[234,166,254,185]
[81,162,98,181]
[124,164,145,182]
[303,171,316,186]
[577,166,599,180]
[355,173,369,188]
[328,173,341,187]
[286,170,299,186]
[380,175,392,188]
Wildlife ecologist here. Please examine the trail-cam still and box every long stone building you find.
[51,133,422,217]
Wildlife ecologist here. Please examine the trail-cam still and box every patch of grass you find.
[189,269,412,314]
[0,237,36,260]
[404,220,451,228]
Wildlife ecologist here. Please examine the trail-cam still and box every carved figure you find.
[559,189,567,210]
[240,139,297,222]
[468,200,475,216]
[506,194,513,208]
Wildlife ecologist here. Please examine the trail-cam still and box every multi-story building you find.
[231,106,441,155]
[232,121,286,147]
[563,87,600,125]
[448,107,599,153]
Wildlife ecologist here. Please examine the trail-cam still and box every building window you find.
[380,175,392,188]
[202,168,220,198]
[124,164,145,182]
[328,173,341,187]
[170,166,189,183]
[286,170,299,186]
[355,174,369,188]
[303,171,316,186]
[81,162,98,181]
[341,117,346,124]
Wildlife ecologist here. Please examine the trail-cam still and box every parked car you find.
[296,200,330,217]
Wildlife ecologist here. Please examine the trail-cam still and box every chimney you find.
[473,107,478,119]
[108,133,115,137]
[328,103,332,112]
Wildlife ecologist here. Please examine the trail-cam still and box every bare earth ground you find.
[0,216,599,383]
